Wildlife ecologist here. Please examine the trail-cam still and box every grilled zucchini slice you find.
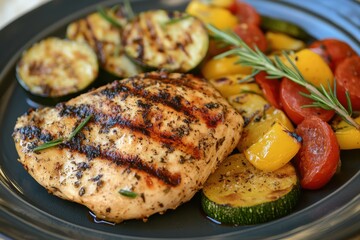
[16,37,98,105]
[261,16,312,41]
[202,153,300,225]
[66,7,142,78]
[122,10,209,72]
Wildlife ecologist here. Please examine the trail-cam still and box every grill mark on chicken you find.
[63,135,181,186]
[99,75,225,128]
[101,150,181,186]
[56,103,202,159]
[14,126,182,186]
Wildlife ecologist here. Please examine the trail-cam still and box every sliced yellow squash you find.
[209,75,262,98]
[201,56,252,79]
[228,92,270,125]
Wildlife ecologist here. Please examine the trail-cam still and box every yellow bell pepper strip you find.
[238,107,294,152]
[266,32,305,51]
[201,56,252,79]
[282,49,334,88]
[209,74,262,98]
[244,121,301,172]
[228,92,269,125]
[186,1,238,30]
[331,115,360,150]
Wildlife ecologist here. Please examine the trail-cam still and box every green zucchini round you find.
[16,37,99,106]
[122,10,209,72]
[201,153,300,225]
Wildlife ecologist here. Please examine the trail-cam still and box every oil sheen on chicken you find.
[13,72,244,223]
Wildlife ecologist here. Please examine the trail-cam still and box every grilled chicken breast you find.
[13,72,243,223]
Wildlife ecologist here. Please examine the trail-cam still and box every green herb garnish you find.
[33,115,92,152]
[207,24,360,130]
[240,89,262,96]
[98,6,122,28]
[237,69,260,83]
[123,0,135,20]
[119,189,138,198]
[164,15,192,26]
[32,138,64,152]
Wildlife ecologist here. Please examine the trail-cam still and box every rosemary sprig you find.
[123,0,135,20]
[207,24,360,130]
[163,15,192,26]
[98,6,122,28]
[33,115,93,152]
[98,0,135,28]
[238,69,260,83]
[32,138,64,152]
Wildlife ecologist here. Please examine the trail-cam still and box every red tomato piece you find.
[309,39,357,72]
[295,116,340,190]
[233,23,267,52]
[206,39,231,59]
[279,78,335,125]
[228,1,261,26]
[335,55,360,111]
[255,71,282,109]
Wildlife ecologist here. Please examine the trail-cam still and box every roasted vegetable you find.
[295,116,340,190]
[244,121,301,172]
[331,115,360,150]
[282,49,334,88]
[202,154,300,225]
[266,31,305,51]
[261,16,311,40]
[280,77,335,125]
[202,56,252,79]
[186,1,238,30]
[122,10,209,72]
[238,107,294,152]
[309,38,357,72]
[335,56,360,111]
[66,7,142,78]
[209,76,262,98]
[16,37,98,106]
[233,23,267,52]
[228,92,269,125]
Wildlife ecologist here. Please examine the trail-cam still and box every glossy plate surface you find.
[0,0,359,239]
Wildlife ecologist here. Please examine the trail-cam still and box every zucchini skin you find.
[201,184,300,225]
[261,16,313,41]
[122,10,209,72]
[201,154,300,225]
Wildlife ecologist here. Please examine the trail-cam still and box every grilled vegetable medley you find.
[14,0,360,226]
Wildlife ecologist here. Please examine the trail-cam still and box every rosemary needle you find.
[98,6,122,28]
[33,115,93,152]
[207,24,360,130]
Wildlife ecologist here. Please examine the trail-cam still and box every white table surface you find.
[0,0,49,30]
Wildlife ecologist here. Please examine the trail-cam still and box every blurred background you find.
[0,0,49,29]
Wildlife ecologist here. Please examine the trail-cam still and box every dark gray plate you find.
[0,0,359,239]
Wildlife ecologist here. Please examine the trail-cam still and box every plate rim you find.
[0,0,359,239]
